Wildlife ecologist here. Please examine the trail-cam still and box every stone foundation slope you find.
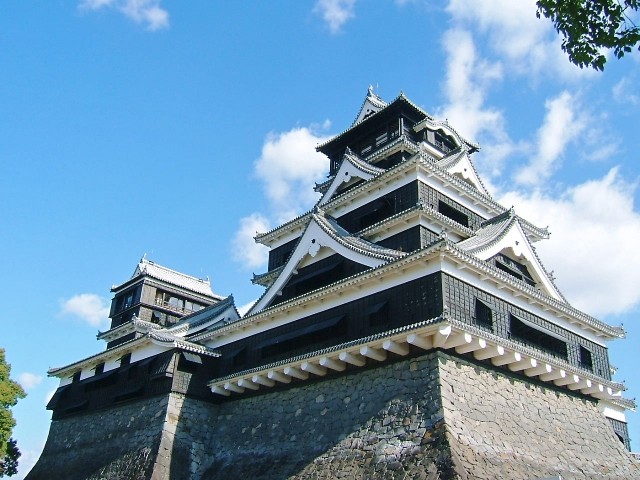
[26,351,639,479]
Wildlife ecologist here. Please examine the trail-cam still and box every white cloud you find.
[18,372,43,391]
[237,299,257,317]
[253,126,330,223]
[80,0,169,31]
[500,168,640,317]
[231,125,331,270]
[437,28,518,178]
[231,213,271,270]
[515,91,586,186]
[612,77,640,106]
[313,0,356,34]
[446,0,586,80]
[59,293,110,327]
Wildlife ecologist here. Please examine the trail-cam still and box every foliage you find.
[0,439,20,477]
[537,0,640,70]
[0,350,25,477]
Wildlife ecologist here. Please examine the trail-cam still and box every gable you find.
[318,151,384,206]
[248,213,403,314]
[464,220,563,301]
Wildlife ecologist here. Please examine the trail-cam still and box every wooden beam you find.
[223,382,244,393]
[491,351,521,367]
[360,346,387,362]
[267,370,291,384]
[252,374,275,387]
[592,386,614,400]
[339,351,366,367]
[383,339,410,356]
[539,369,566,382]
[433,325,453,348]
[301,362,327,376]
[406,333,433,350]
[456,337,486,354]
[554,373,579,387]
[524,362,553,377]
[473,344,504,361]
[211,385,231,396]
[284,366,309,380]
[567,377,591,391]
[581,382,604,395]
[237,378,259,391]
[443,332,473,350]
[508,357,536,372]
[319,357,346,372]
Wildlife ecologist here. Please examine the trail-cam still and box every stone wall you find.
[25,394,170,480]
[438,354,637,479]
[27,351,640,479]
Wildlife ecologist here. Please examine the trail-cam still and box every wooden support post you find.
[339,351,366,367]
[473,344,504,361]
[406,333,433,350]
[433,325,453,348]
[284,366,309,380]
[383,339,410,356]
[237,378,259,390]
[443,332,473,350]
[267,370,291,384]
[508,357,536,372]
[491,351,521,367]
[539,369,566,382]
[319,357,346,371]
[211,385,231,396]
[360,346,387,362]
[568,377,590,391]
[554,373,579,387]
[301,362,327,376]
[252,374,275,387]
[223,382,244,393]
[456,337,486,354]
[524,362,553,377]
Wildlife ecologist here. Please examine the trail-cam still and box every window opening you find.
[120,353,131,366]
[474,299,493,330]
[438,201,469,227]
[94,363,105,375]
[579,346,593,371]
[509,315,567,359]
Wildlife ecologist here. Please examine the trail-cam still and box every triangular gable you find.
[457,212,563,300]
[318,149,385,205]
[248,212,403,314]
[352,86,388,127]
[439,150,489,195]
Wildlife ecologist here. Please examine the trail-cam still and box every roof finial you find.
[368,84,374,96]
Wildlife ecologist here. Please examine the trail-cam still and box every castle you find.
[27,89,638,479]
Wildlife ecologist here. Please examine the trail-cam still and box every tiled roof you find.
[317,92,433,151]
[113,257,219,298]
[457,209,518,253]
[342,148,386,176]
[412,117,480,152]
[314,209,406,262]
[166,295,236,335]
[48,330,221,377]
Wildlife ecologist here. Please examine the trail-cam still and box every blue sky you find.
[2,1,640,476]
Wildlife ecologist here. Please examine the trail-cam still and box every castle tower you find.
[100,257,224,348]
[28,89,638,479]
